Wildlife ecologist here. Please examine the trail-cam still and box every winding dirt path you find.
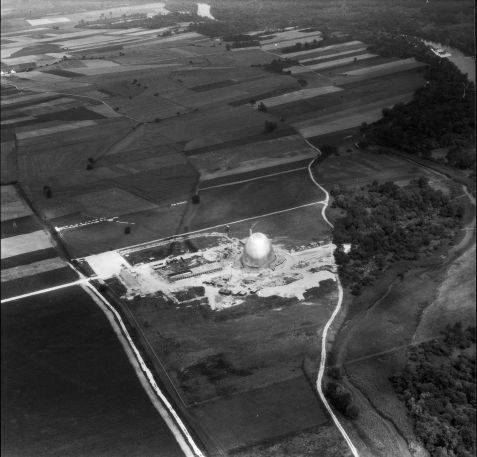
[307,155,360,457]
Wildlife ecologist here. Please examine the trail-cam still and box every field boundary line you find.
[0,278,92,303]
[307,154,360,457]
[81,200,326,258]
[83,283,205,457]
[199,166,308,190]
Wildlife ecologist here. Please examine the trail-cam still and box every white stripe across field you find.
[260,86,343,108]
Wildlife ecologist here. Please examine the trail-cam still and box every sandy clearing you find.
[260,86,342,107]
[1,230,53,259]
[289,53,377,74]
[342,58,424,76]
[1,257,66,282]
[16,120,97,140]
[26,17,71,26]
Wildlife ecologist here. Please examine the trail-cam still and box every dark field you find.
[128,279,338,450]
[1,266,78,300]
[189,169,325,231]
[0,247,58,270]
[191,375,328,452]
[1,215,40,238]
[269,70,423,121]
[1,286,184,457]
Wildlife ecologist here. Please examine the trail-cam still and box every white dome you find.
[241,232,275,268]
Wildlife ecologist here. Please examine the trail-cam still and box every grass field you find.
[188,169,325,231]
[191,376,327,452]
[56,167,327,258]
[313,150,448,191]
[127,278,337,449]
[1,285,184,457]
[190,134,316,181]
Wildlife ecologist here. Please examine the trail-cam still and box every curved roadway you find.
[306,141,360,457]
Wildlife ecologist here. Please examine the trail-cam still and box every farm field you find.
[56,167,327,258]
[0,14,440,457]
[190,134,317,182]
[127,276,337,451]
[1,285,184,457]
[0,184,75,300]
[312,150,449,191]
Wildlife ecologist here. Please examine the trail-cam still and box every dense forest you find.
[330,178,463,294]
[359,35,475,172]
[391,323,476,457]
[167,0,474,55]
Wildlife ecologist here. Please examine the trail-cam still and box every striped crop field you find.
[288,53,377,74]
[260,86,343,108]
[298,47,368,64]
[342,58,426,76]
[16,120,97,140]
[293,92,415,138]
[280,40,365,59]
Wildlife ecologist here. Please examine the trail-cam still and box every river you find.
[424,40,475,83]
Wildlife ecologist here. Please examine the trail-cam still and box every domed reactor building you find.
[241,231,276,269]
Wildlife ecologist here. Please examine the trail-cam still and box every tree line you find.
[359,34,475,173]
[331,177,464,295]
[390,323,476,457]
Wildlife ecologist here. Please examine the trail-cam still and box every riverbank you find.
[328,153,475,457]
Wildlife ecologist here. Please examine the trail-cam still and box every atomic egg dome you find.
[241,232,276,269]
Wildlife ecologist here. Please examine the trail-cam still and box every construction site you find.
[83,231,338,309]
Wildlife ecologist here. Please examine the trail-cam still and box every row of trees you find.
[331,177,464,294]
[360,35,475,172]
[390,323,476,457]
